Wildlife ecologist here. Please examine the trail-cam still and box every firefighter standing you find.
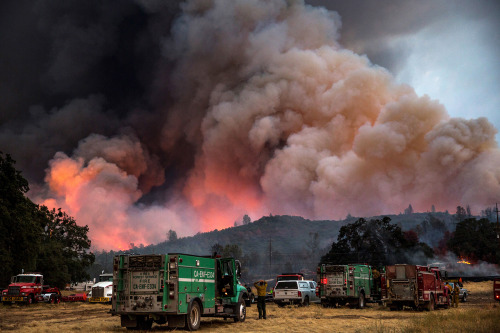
[254,280,268,319]
[453,283,460,308]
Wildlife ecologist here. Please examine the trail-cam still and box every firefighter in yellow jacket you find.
[254,280,268,319]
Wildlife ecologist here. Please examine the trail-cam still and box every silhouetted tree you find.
[210,243,224,256]
[0,152,94,288]
[222,244,242,259]
[320,217,433,266]
[167,229,178,241]
[447,218,500,264]
[242,214,251,225]
[455,206,467,222]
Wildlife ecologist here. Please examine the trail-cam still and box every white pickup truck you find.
[273,280,317,307]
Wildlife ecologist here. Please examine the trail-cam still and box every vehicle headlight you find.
[21,292,26,296]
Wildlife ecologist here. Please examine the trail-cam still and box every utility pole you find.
[269,238,272,277]
[496,203,500,242]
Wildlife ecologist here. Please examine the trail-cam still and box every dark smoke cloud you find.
[0,0,181,179]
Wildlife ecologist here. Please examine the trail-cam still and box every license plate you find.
[2,296,23,301]
[283,299,289,302]
[89,297,109,302]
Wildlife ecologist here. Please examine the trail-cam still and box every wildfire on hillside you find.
[457,258,472,265]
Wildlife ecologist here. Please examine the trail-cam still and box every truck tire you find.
[185,301,201,331]
[27,294,34,305]
[462,293,467,302]
[233,301,246,322]
[303,296,310,306]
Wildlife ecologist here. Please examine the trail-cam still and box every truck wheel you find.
[462,293,467,302]
[27,294,34,305]
[358,292,365,309]
[185,301,201,331]
[233,301,246,322]
[303,296,310,306]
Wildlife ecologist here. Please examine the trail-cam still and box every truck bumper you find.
[274,298,302,306]
[2,296,28,303]
[89,297,111,303]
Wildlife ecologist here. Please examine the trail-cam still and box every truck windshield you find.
[14,276,36,283]
[99,275,113,282]
[275,281,298,290]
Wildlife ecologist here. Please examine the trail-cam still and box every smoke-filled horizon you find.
[1,0,500,250]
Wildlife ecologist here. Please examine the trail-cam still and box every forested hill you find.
[91,212,455,281]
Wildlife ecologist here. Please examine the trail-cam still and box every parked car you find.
[449,282,469,302]
[273,280,317,307]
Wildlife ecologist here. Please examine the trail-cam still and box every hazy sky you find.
[308,0,500,137]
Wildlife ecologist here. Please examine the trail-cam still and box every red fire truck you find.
[494,278,500,302]
[386,264,450,311]
[1,273,44,305]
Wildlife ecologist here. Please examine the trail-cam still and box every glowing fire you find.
[457,258,471,265]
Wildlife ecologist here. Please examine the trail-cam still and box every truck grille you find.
[92,287,104,297]
[8,286,20,296]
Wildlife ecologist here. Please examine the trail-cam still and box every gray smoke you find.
[1,0,500,250]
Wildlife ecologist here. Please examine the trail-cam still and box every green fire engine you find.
[317,264,385,308]
[110,253,249,330]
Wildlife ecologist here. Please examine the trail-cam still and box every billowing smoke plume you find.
[2,0,500,250]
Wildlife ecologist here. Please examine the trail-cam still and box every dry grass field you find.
[1,281,499,332]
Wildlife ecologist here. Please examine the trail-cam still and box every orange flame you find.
[457,258,471,265]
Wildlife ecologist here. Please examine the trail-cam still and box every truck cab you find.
[1,273,43,305]
[88,273,113,303]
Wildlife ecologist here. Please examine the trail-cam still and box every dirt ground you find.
[0,281,497,332]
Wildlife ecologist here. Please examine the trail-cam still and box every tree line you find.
[0,152,94,288]
[321,212,500,268]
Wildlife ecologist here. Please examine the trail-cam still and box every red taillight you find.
[298,291,302,297]
[496,295,499,299]
[272,291,275,297]
[320,278,327,285]
[344,279,347,285]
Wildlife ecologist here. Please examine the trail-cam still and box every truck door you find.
[218,259,236,298]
